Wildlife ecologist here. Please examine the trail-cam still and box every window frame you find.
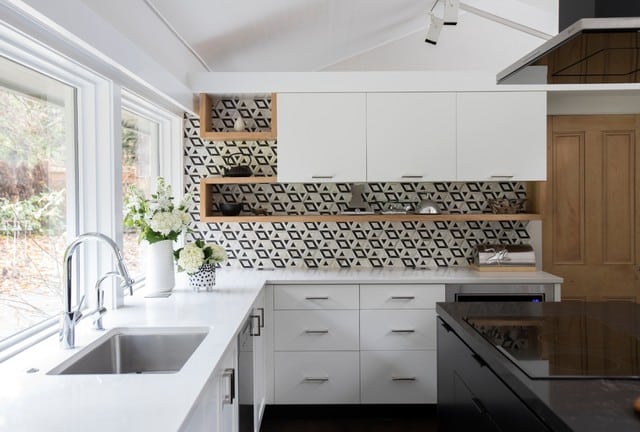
[0,21,183,358]
[114,90,183,307]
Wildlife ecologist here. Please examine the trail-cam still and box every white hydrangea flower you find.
[149,211,182,236]
[209,244,228,263]
[178,243,205,273]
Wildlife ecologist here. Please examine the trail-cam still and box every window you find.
[121,108,160,279]
[0,56,76,341]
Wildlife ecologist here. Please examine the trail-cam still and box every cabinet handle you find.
[256,307,265,328]
[489,175,514,179]
[311,175,334,179]
[390,296,415,300]
[440,321,453,332]
[222,368,235,404]
[304,377,329,382]
[401,175,424,179]
[305,329,329,334]
[471,397,487,414]
[472,353,487,367]
[250,314,261,336]
[391,329,415,333]
[392,376,417,381]
[305,296,329,300]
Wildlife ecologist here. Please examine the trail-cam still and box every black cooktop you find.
[466,315,640,379]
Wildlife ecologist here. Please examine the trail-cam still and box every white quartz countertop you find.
[0,267,561,431]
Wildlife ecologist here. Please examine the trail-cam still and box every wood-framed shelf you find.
[199,213,543,223]
[199,93,277,141]
[200,176,542,223]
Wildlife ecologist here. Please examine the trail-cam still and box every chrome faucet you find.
[60,232,135,349]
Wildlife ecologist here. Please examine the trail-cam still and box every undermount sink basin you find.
[48,327,209,375]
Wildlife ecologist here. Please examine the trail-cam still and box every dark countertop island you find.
[436,302,640,432]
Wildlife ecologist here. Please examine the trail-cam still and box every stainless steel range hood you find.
[497,17,640,84]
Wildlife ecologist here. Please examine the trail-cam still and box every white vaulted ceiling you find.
[80,0,557,73]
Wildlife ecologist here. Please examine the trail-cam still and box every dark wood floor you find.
[260,404,438,432]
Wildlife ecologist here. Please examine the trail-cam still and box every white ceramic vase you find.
[145,239,175,294]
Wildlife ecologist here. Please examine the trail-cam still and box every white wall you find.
[548,91,640,114]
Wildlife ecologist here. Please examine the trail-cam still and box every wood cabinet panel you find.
[544,115,640,302]
[602,132,635,264]
[552,133,585,264]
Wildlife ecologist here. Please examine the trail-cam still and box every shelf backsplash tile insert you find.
[184,112,531,269]
[211,95,273,133]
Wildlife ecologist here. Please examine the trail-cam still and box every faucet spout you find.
[60,232,134,349]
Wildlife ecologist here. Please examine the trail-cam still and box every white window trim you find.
[0,13,184,356]
[114,89,182,307]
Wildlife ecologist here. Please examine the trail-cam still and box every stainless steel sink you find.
[48,327,209,375]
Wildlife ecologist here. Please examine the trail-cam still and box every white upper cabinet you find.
[277,93,367,183]
[367,93,457,182]
[456,92,546,181]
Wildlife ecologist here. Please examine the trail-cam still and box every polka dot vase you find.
[189,264,216,292]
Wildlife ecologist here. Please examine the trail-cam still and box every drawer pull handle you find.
[390,296,415,300]
[305,296,330,300]
[489,175,514,179]
[222,368,235,404]
[304,377,329,382]
[305,329,329,334]
[401,175,424,179]
[311,175,334,179]
[391,329,415,333]
[392,376,417,381]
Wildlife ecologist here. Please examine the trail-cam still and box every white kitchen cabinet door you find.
[274,351,360,404]
[277,93,367,183]
[360,350,437,404]
[456,91,546,181]
[367,93,457,181]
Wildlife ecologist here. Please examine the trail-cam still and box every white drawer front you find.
[274,284,358,310]
[275,310,359,351]
[274,351,360,404]
[360,284,445,309]
[361,350,437,404]
[360,309,436,350]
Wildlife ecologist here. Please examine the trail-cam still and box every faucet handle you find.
[74,294,86,320]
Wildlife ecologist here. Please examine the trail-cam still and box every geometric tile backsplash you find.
[184,107,531,269]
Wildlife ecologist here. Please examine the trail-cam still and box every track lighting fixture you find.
[425,0,459,45]
[425,12,444,45]
[444,0,459,25]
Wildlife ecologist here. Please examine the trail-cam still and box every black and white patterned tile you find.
[183,103,531,269]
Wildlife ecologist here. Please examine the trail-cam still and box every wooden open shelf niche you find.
[199,93,277,141]
[199,177,543,223]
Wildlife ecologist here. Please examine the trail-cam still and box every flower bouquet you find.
[123,177,191,244]
[174,239,228,291]
[123,177,191,293]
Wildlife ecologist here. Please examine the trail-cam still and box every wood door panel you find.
[602,132,635,264]
[552,133,585,264]
[545,115,639,302]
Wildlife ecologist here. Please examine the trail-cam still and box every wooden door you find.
[544,115,640,302]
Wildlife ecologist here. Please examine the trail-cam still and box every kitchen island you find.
[437,301,640,432]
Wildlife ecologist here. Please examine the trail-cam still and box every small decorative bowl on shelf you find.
[487,198,527,214]
[219,203,242,216]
